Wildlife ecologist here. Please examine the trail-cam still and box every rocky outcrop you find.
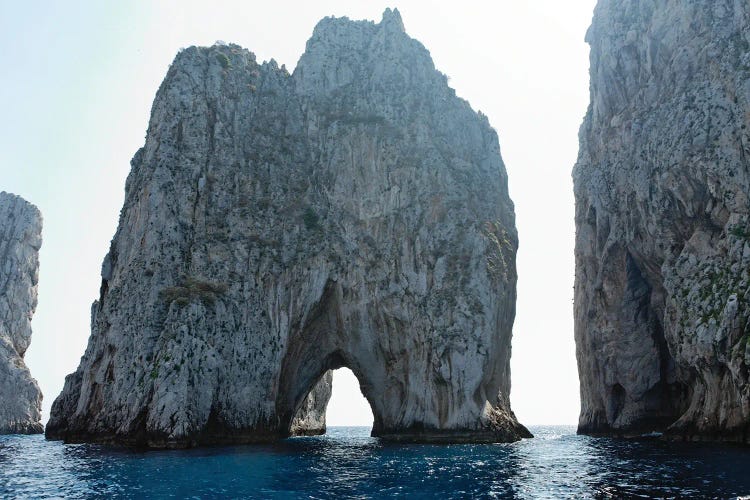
[0,192,43,434]
[575,0,750,442]
[46,9,529,447]
[289,371,331,436]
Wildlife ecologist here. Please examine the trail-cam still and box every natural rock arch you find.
[287,360,375,437]
[46,9,530,447]
[279,281,419,440]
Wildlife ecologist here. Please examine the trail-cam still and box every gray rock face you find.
[46,9,529,447]
[0,192,43,434]
[575,0,750,442]
[289,371,331,436]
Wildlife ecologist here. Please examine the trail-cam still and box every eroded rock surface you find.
[46,9,528,447]
[290,371,331,436]
[0,192,43,434]
[575,0,750,442]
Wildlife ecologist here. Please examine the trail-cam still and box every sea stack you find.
[575,0,750,442]
[46,9,529,447]
[0,192,43,434]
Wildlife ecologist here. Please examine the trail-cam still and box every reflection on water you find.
[1,426,749,498]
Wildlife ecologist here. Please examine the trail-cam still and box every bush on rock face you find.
[302,208,321,231]
[161,277,229,306]
[216,53,230,69]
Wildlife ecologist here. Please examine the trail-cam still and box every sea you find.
[1,425,749,499]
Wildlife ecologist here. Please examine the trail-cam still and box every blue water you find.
[1,426,750,498]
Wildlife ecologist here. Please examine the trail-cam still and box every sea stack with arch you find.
[45,8,529,447]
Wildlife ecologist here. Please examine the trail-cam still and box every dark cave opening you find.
[623,251,692,431]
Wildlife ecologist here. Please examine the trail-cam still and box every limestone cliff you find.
[46,9,529,447]
[575,0,750,442]
[0,192,43,434]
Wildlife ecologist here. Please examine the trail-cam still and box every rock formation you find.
[0,192,43,434]
[289,371,331,436]
[575,0,750,442]
[46,9,529,447]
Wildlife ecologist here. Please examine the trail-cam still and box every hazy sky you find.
[1,0,596,427]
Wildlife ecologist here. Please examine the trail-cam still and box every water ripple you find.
[1,426,749,498]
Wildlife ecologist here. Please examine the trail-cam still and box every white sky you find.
[0,0,596,427]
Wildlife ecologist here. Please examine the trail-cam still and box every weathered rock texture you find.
[575,0,750,442]
[0,192,43,434]
[46,9,529,447]
[289,371,332,436]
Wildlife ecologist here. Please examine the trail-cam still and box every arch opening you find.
[326,368,374,428]
[290,367,374,436]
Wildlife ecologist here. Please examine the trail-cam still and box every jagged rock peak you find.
[0,191,43,434]
[312,7,405,34]
[575,0,750,443]
[296,8,441,99]
[381,7,405,32]
[46,10,528,448]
